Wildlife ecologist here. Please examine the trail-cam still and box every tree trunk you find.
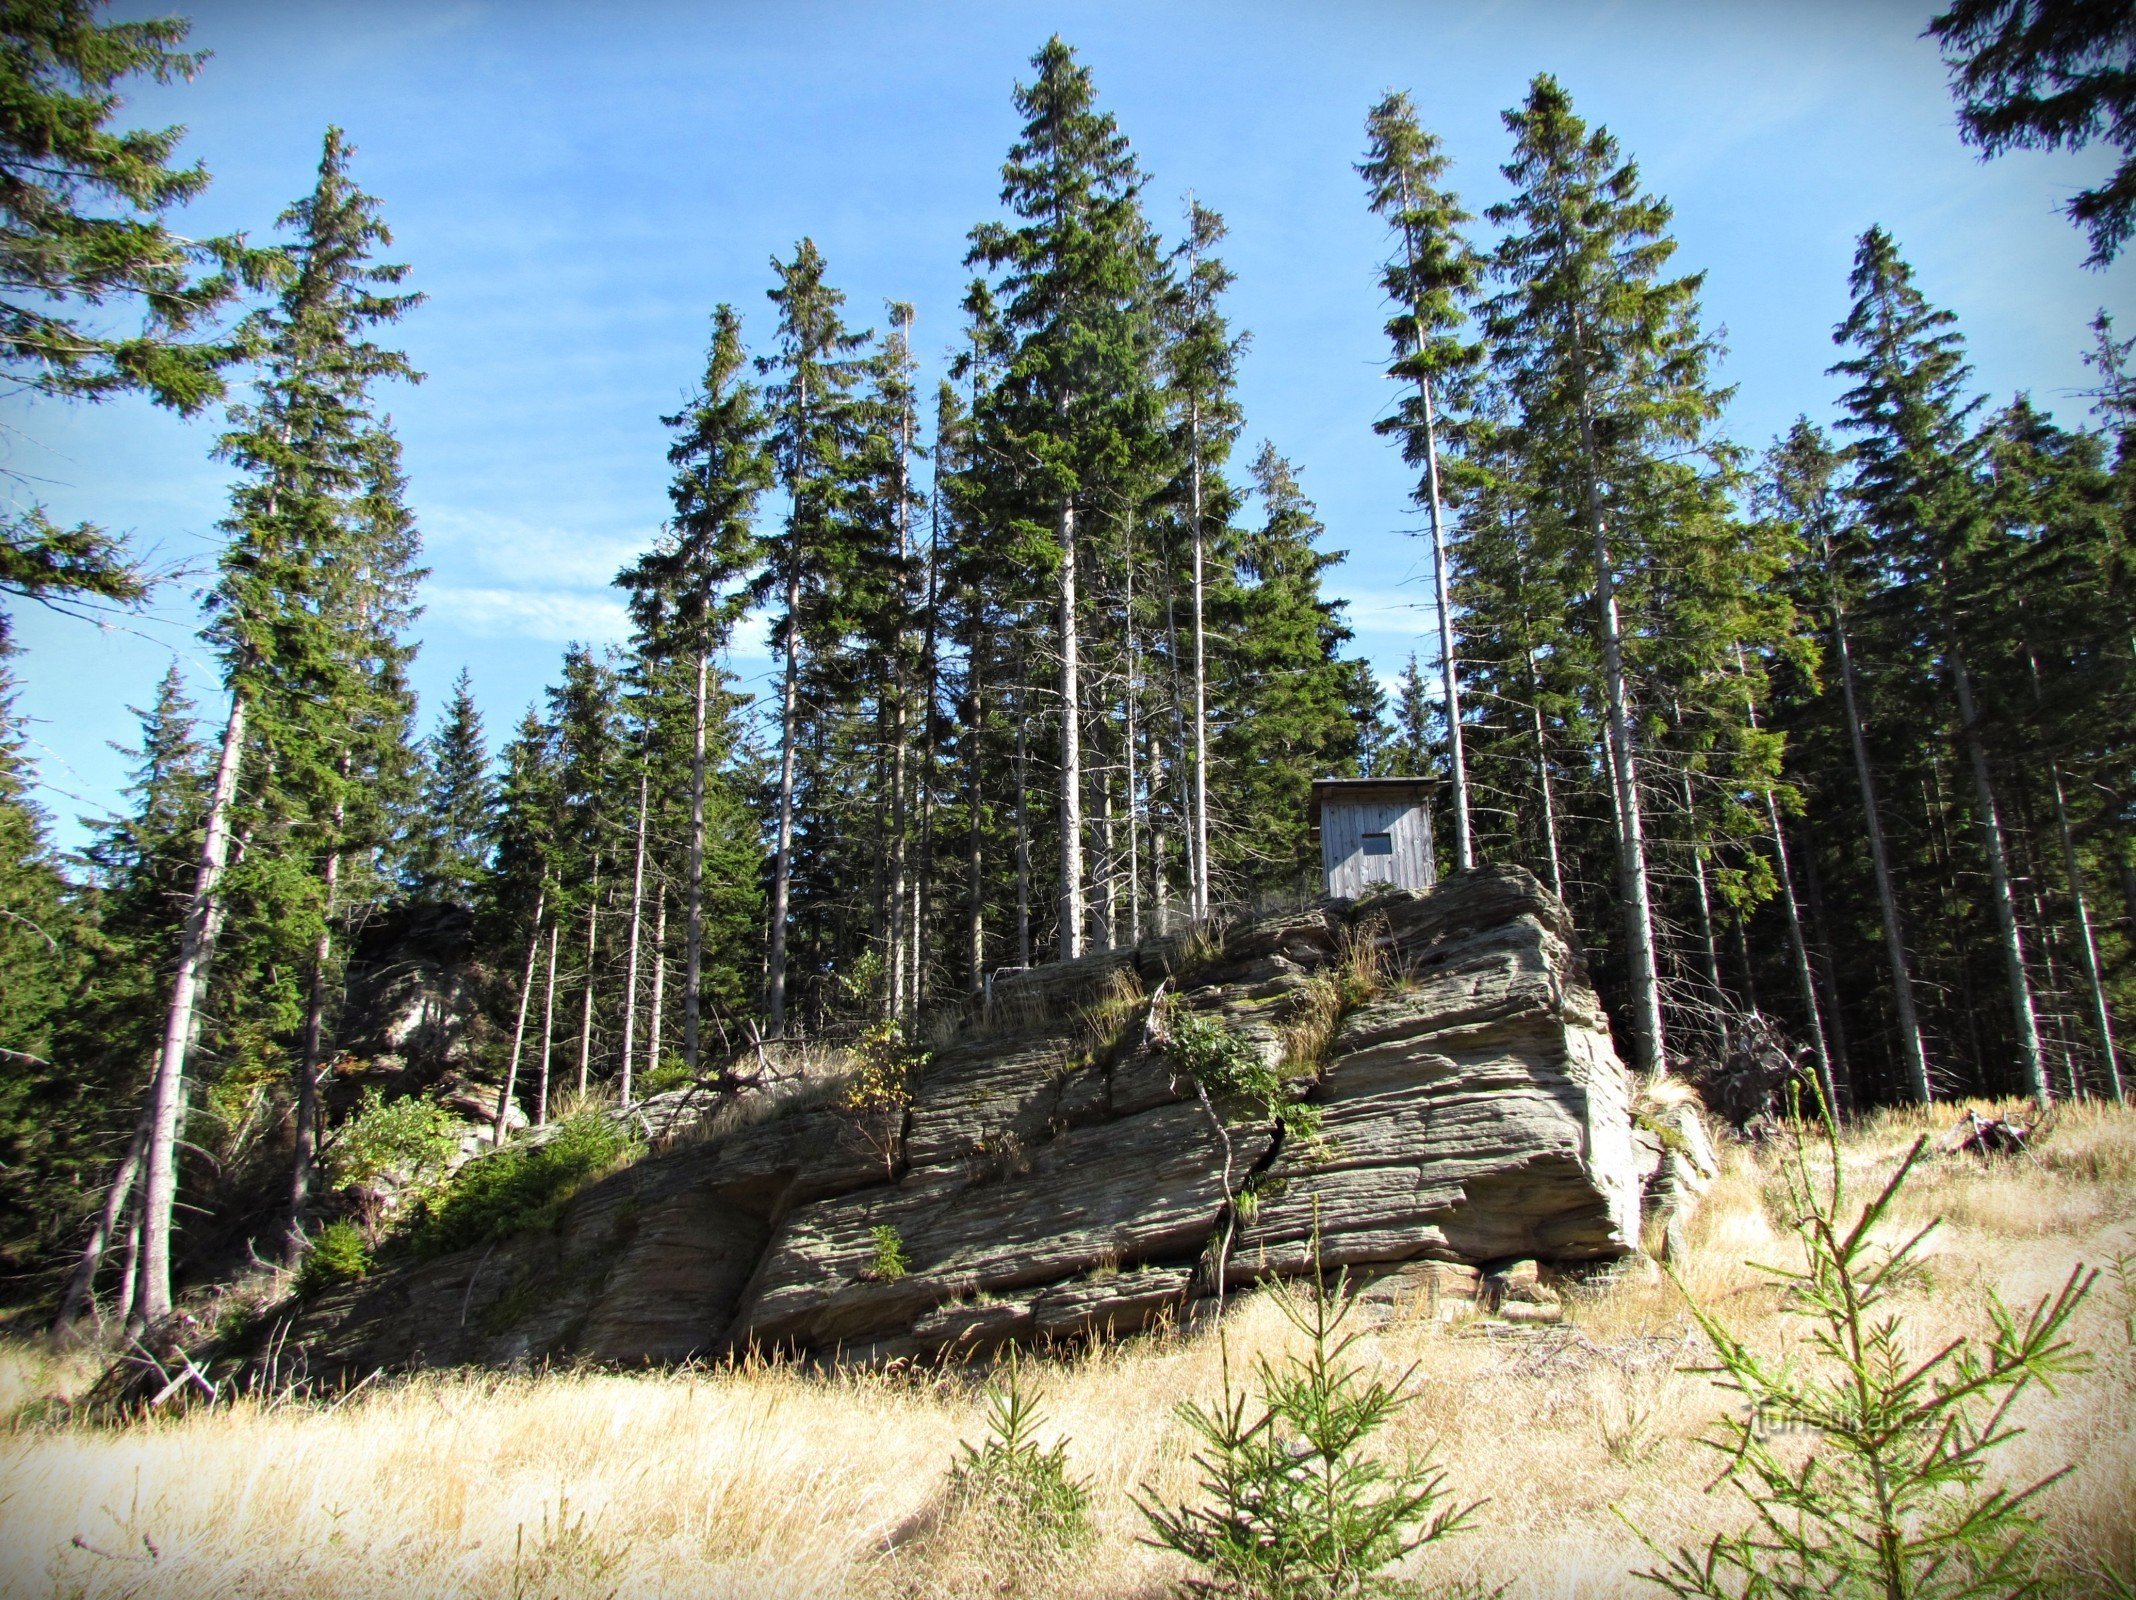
[285,825,344,1264]
[1583,498,1666,1077]
[1945,637,2049,1103]
[114,1202,141,1334]
[685,651,708,1072]
[1527,651,1563,902]
[1394,169,1472,873]
[646,884,667,1086]
[619,768,648,1109]
[913,523,942,1023]
[576,853,601,1097]
[1831,597,1933,1103]
[536,920,560,1125]
[768,574,803,1033]
[1767,790,1841,1110]
[965,636,987,994]
[139,685,247,1326]
[1013,665,1031,969]
[1795,823,1855,1093]
[2050,765,2122,1100]
[493,887,546,1144]
[1059,498,1086,960]
[1189,406,1212,924]
[55,1109,149,1333]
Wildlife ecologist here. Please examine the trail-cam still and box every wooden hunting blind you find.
[1310,778,1436,899]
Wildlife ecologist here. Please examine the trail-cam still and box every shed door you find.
[1322,801,1428,897]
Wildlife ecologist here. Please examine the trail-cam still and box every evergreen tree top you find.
[0,0,281,415]
[1486,74,1729,455]
[620,302,773,656]
[1360,90,1484,399]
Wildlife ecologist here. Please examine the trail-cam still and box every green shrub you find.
[328,1086,461,1194]
[408,1115,633,1258]
[295,1220,372,1296]
[1138,1268,1477,1597]
[640,1057,697,1096]
[948,1357,1093,1557]
[1634,1103,2094,1600]
[1167,1008,1323,1145]
[867,1222,910,1281]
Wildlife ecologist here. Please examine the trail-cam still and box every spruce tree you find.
[619,302,772,1067]
[405,668,496,905]
[1833,227,2048,1104]
[0,0,276,622]
[1361,89,1484,871]
[50,663,207,1325]
[1483,75,1728,1076]
[968,36,1163,960]
[140,125,419,1316]
[758,240,871,1030]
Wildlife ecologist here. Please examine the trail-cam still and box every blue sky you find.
[7,0,2127,852]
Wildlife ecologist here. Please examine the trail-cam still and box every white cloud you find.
[422,506,654,589]
[427,585,630,643]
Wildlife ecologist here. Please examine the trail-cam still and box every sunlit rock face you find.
[236,865,1642,1381]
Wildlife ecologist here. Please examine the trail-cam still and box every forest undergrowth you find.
[1,1100,2131,1600]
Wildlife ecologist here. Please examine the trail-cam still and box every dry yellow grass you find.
[3,1101,2132,1599]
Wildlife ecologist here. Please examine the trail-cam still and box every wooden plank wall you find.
[1320,801,1435,898]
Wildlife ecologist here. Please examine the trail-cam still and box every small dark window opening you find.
[1361,832,1394,856]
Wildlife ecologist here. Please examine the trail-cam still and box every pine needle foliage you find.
[1138,1269,1478,1598]
[1636,1098,2095,1600]
[947,1354,1095,1556]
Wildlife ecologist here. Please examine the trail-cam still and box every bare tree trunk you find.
[1150,713,1171,933]
[493,887,546,1143]
[56,1110,149,1333]
[1766,791,1840,1109]
[1945,638,2048,1103]
[1672,751,1725,1010]
[619,769,648,1109]
[914,524,942,1023]
[1059,499,1086,960]
[1526,651,1563,902]
[536,920,560,1126]
[1393,168,1472,872]
[1583,495,1666,1077]
[139,686,247,1326]
[768,574,803,1033]
[965,639,987,994]
[1126,615,1143,943]
[1188,406,1211,924]
[1013,666,1031,969]
[1830,596,1933,1103]
[576,853,601,1097]
[1097,745,1118,950]
[285,822,344,1264]
[684,651,708,1071]
[2049,765,2122,1100]
[114,1202,141,1333]
[645,884,667,1086]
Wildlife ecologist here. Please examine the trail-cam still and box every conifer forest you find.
[1,0,2132,1342]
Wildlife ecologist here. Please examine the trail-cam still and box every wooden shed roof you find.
[1308,776,1436,831]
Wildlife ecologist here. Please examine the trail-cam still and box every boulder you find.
[214,866,1648,1387]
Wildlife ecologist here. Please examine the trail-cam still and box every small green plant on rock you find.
[409,1114,634,1258]
[1167,1009,1322,1147]
[1633,1098,2094,1600]
[867,1223,910,1282]
[948,1354,1094,1557]
[1138,1268,1478,1597]
[294,1219,372,1296]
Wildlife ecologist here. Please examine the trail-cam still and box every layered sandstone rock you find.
[232,865,1644,1383]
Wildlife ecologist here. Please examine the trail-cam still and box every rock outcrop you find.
[235,866,1644,1383]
